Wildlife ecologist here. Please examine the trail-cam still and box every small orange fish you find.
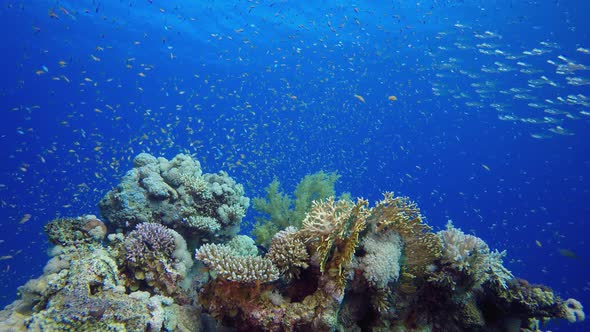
[48,9,59,19]
[354,94,366,103]
[388,95,398,101]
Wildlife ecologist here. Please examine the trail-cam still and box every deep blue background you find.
[1,1,588,330]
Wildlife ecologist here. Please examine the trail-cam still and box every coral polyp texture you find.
[99,153,250,242]
[0,163,585,331]
[196,243,279,283]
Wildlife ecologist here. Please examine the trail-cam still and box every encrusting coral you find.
[44,214,107,246]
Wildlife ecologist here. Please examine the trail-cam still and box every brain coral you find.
[99,153,249,241]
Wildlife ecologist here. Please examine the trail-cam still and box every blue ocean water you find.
[1,0,588,330]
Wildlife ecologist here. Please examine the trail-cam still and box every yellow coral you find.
[300,197,370,288]
[370,192,442,278]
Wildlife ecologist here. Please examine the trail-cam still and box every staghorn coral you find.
[195,243,279,283]
[99,153,249,242]
[267,226,310,280]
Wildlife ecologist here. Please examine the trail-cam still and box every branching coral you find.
[195,243,279,283]
[300,197,370,289]
[124,223,175,264]
[123,223,193,295]
[267,226,310,280]
[437,221,513,289]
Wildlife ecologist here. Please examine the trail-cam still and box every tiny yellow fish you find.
[19,214,32,224]
[388,95,398,101]
[535,240,542,247]
[354,94,366,103]
[482,164,491,171]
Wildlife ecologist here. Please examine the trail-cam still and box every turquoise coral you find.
[99,153,249,242]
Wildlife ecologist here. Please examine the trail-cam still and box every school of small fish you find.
[0,0,587,296]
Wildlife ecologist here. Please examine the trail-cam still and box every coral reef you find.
[0,245,201,331]
[0,164,585,332]
[44,214,107,246]
[99,153,249,242]
[196,193,584,332]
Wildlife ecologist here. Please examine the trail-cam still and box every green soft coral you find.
[252,171,340,247]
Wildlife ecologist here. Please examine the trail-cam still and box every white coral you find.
[438,221,513,289]
[564,298,585,323]
[360,231,403,289]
